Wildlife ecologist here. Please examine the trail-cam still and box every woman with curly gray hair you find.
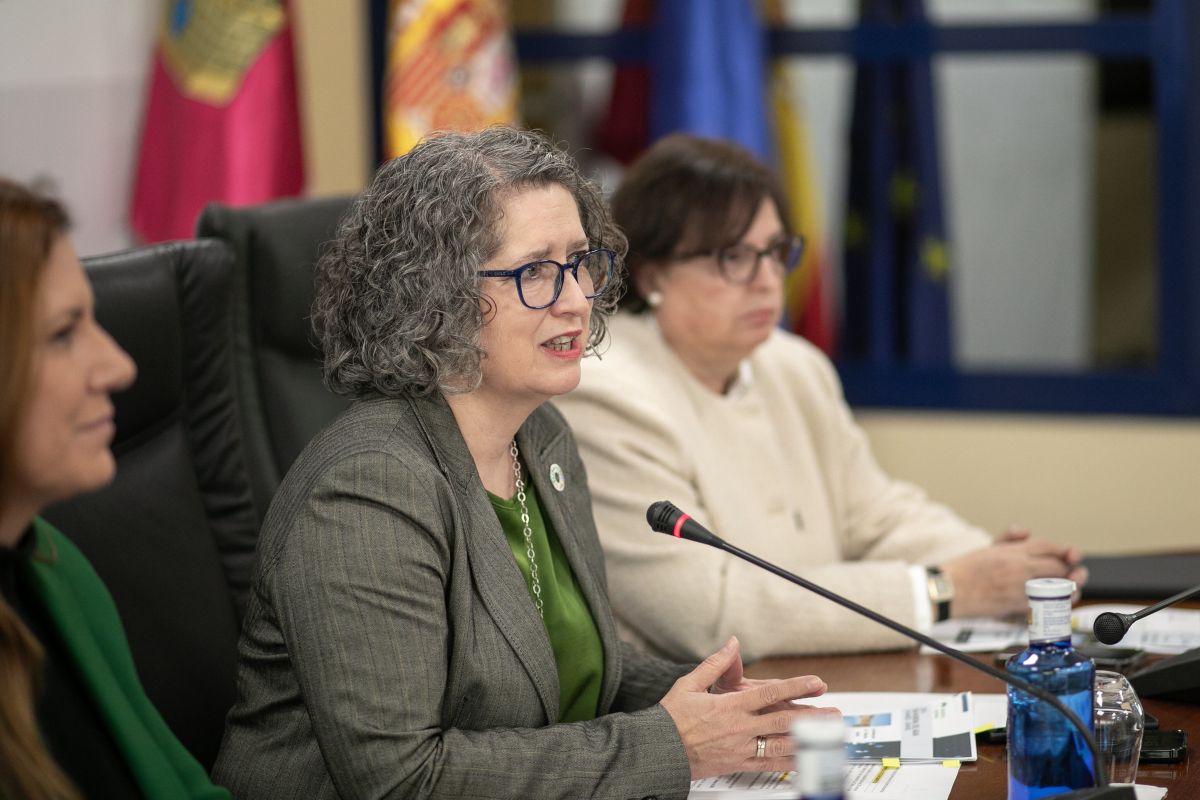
[213,127,834,800]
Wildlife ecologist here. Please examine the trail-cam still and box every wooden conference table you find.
[747,648,1198,798]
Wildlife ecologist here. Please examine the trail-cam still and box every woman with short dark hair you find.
[555,133,1087,662]
[214,127,835,799]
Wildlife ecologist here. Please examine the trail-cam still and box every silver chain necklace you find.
[509,439,544,618]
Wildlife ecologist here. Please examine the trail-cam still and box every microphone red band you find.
[672,513,690,539]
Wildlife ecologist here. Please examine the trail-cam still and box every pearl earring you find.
[646,290,663,309]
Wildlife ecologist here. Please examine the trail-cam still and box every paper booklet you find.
[688,762,960,799]
[822,691,977,764]
[688,692,976,799]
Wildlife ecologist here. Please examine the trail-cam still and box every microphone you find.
[1091,582,1200,705]
[645,500,1134,800]
[1092,583,1200,644]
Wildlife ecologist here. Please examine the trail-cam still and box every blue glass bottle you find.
[1006,578,1096,800]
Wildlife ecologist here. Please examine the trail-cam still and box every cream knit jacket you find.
[554,312,991,662]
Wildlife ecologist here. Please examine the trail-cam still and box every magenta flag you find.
[131,1,304,242]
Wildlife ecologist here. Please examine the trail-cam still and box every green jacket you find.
[23,518,229,800]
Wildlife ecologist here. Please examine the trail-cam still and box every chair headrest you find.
[198,196,353,356]
[83,240,234,451]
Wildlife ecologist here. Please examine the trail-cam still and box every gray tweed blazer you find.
[212,393,693,799]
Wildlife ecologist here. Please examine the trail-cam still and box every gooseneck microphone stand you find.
[646,500,1135,799]
[1093,582,1200,706]
[1093,584,1200,644]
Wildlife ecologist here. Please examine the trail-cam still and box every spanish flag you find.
[773,70,837,357]
[765,1,837,356]
[384,0,520,159]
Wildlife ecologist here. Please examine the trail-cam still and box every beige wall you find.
[289,8,1196,559]
[293,0,370,196]
[859,412,1200,555]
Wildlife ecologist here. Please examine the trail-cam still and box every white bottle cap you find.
[792,715,845,745]
[1025,577,1076,599]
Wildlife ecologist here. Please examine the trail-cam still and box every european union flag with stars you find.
[842,0,952,368]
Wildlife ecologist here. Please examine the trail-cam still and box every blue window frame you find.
[512,0,1200,416]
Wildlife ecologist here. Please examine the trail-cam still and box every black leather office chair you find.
[196,196,353,523]
[44,240,258,770]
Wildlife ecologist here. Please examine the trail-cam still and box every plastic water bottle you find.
[1006,578,1096,799]
[792,715,845,800]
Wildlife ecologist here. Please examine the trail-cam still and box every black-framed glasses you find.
[677,235,806,285]
[478,248,616,310]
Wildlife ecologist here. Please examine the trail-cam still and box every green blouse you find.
[489,481,604,723]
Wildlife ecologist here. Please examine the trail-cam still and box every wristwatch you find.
[926,566,954,623]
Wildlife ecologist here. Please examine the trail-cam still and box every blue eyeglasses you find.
[478,248,616,310]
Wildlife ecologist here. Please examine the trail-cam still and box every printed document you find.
[688,762,959,799]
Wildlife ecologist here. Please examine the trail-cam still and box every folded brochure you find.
[818,691,978,763]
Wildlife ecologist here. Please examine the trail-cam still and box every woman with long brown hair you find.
[0,178,227,799]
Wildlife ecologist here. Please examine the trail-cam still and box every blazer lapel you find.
[518,411,623,715]
[407,394,560,723]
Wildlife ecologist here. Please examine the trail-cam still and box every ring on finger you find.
[755,735,767,759]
